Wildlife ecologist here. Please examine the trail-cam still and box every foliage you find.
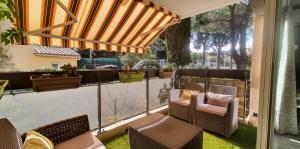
[0,0,16,22]
[179,63,207,70]
[32,66,58,72]
[164,18,191,66]
[1,28,24,45]
[149,37,167,52]
[191,3,252,69]
[0,0,25,45]
[60,63,77,76]
[209,56,217,62]
[190,52,202,62]
[164,63,175,72]
[132,59,160,70]
[120,53,140,69]
[142,48,157,59]
[191,8,230,66]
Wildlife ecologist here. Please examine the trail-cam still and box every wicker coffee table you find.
[128,113,203,149]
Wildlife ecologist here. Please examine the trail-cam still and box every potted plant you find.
[133,59,160,78]
[0,80,8,98]
[30,64,82,92]
[119,54,144,83]
[159,63,174,78]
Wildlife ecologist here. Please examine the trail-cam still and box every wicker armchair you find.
[21,115,90,145]
[193,84,239,138]
[1,115,106,149]
[169,82,205,122]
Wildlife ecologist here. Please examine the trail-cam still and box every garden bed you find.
[119,71,145,83]
[30,74,82,92]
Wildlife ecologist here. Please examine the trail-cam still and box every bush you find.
[120,53,141,69]
[133,59,160,70]
[161,63,175,72]
[179,63,207,69]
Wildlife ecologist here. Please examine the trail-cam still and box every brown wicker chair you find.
[1,115,106,149]
[169,82,205,122]
[21,115,90,144]
[193,84,239,138]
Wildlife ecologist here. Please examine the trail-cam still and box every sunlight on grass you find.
[104,124,257,149]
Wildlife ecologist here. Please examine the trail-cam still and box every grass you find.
[104,124,257,149]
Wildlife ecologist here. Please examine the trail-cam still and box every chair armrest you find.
[225,98,239,138]
[192,93,205,107]
[21,115,90,145]
[169,89,181,102]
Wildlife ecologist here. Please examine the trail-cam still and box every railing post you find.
[97,74,102,133]
[146,70,150,115]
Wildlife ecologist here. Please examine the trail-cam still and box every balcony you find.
[0,69,256,149]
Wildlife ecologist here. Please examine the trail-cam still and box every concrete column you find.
[249,15,264,125]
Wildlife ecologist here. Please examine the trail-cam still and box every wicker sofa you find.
[169,82,205,122]
[193,84,239,138]
[0,115,106,149]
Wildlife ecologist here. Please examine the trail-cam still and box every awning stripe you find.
[62,0,81,47]
[106,0,137,51]
[93,0,123,50]
[15,0,180,54]
[117,5,148,52]
[78,0,103,49]
[41,0,56,46]
[126,9,159,52]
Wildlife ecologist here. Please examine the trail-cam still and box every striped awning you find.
[14,0,180,54]
[33,44,80,57]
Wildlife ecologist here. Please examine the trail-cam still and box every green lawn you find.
[104,124,257,149]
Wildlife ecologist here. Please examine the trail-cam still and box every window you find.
[52,64,59,69]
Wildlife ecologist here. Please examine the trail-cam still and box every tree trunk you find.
[217,46,222,69]
[229,5,238,69]
[228,4,252,70]
[202,46,207,65]
[165,18,191,66]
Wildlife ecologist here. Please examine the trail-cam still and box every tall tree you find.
[212,33,229,68]
[192,32,211,65]
[192,3,252,69]
[228,4,252,69]
[164,18,192,66]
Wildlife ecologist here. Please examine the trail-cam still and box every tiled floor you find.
[273,134,300,149]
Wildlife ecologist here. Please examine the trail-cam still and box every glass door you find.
[270,0,300,148]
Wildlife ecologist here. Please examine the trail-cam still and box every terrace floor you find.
[104,124,257,149]
[104,125,256,149]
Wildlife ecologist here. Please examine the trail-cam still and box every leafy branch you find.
[0,0,16,22]
[0,0,25,45]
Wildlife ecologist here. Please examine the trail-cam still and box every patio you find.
[0,68,253,148]
[104,124,257,149]
[0,0,262,149]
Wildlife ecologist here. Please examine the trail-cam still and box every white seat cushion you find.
[172,98,191,106]
[196,104,227,116]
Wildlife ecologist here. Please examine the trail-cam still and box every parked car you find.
[96,65,120,69]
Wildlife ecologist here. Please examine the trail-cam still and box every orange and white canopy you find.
[14,0,180,53]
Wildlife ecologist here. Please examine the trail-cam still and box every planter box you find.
[159,71,173,78]
[119,72,145,83]
[31,75,82,92]
[0,80,8,96]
